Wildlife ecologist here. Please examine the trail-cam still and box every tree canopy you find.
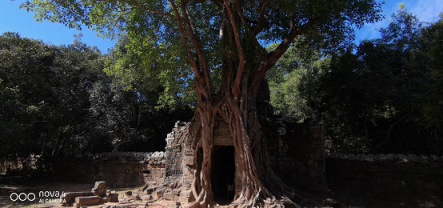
[0,32,193,179]
[270,6,443,154]
[21,0,382,105]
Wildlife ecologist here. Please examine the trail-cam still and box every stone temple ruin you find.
[142,116,325,206]
[134,80,327,205]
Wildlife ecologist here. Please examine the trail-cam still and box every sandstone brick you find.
[153,189,164,199]
[172,189,181,196]
[109,193,119,202]
[142,194,153,201]
[75,196,100,206]
[164,193,174,200]
[146,187,156,195]
[92,181,107,197]
[62,192,94,204]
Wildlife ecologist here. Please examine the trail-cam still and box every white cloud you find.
[355,0,443,43]
[410,0,443,23]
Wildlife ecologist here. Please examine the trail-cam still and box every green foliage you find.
[267,7,443,154]
[0,33,193,176]
[302,8,443,154]
[20,0,382,96]
[0,32,104,160]
[419,16,443,128]
[103,34,197,110]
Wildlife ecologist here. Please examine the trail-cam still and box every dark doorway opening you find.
[211,145,235,205]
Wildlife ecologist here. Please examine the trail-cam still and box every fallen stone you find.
[153,189,164,199]
[92,181,107,197]
[61,192,94,204]
[119,199,130,204]
[172,189,181,196]
[109,193,119,202]
[164,193,174,201]
[146,187,155,195]
[142,194,153,201]
[75,196,101,206]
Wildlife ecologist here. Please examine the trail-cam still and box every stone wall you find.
[266,117,327,188]
[326,153,443,206]
[67,152,166,188]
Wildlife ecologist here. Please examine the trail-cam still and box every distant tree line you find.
[0,32,192,175]
[269,8,443,154]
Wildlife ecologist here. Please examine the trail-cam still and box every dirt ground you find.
[1,181,440,208]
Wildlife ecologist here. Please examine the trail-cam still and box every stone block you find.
[177,194,195,203]
[109,193,119,202]
[172,189,181,196]
[92,181,107,197]
[153,189,164,199]
[75,196,100,206]
[179,190,192,198]
[164,193,174,200]
[99,196,110,204]
[62,192,94,204]
[142,194,153,201]
[146,187,156,195]
[183,156,194,165]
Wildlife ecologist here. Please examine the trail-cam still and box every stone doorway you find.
[211,145,235,205]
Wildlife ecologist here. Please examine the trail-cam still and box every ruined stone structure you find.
[267,117,327,188]
[61,181,119,207]
[140,116,327,205]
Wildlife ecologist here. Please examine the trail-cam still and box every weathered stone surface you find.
[142,194,153,201]
[163,193,174,201]
[153,189,164,199]
[92,181,107,197]
[172,189,181,196]
[75,196,100,206]
[61,192,94,204]
[109,193,119,202]
[146,187,156,195]
[125,191,132,196]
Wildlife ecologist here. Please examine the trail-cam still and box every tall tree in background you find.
[22,0,381,206]
[0,32,105,168]
[0,32,192,178]
[293,6,443,154]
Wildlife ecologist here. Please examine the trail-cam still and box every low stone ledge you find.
[74,196,100,206]
[328,153,443,163]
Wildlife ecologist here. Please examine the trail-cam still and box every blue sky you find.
[1,0,442,53]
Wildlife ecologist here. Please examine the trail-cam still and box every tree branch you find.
[265,18,318,71]
[180,0,212,94]
[235,1,267,64]
[253,0,271,35]
[169,0,201,80]
[223,0,245,98]
[251,18,318,99]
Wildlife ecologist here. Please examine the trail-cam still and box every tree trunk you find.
[168,1,308,206]
[186,88,298,207]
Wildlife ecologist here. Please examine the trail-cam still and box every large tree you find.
[21,0,381,206]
